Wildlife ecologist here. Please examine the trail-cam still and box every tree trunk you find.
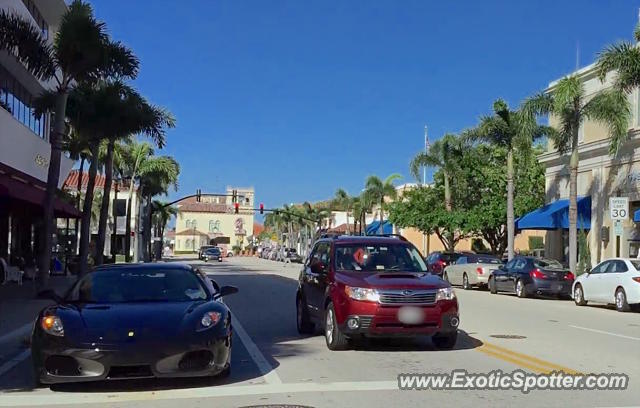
[124,182,135,262]
[111,180,119,260]
[38,92,69,290]
[569,139,579,274]
[443,171,454,249]
[506,149,515,261]
[75,157,85,253]
[79,144,100,276]
[95,140,115,265]
[145,195,152,262]
[379,199,384,234]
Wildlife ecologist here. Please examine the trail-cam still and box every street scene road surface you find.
[1,256,638,408]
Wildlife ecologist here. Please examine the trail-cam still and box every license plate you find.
[397,306,424,325]
[555,284,563,291]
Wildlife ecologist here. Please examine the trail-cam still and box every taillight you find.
[564,272,575,281]
[632,277,640,283]
[530,269,545,279]
[476,267,484,275]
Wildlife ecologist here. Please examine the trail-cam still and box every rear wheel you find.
[573,284,586,306]
[432,331,458,349]
[296,295,314,334]
[615,288,630,312]
[462,273,470,290]
[516,279,528,298]
[325,302,349,350]
[489,276,497,294]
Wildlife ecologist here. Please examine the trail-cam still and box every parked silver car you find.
[444,253,503,289]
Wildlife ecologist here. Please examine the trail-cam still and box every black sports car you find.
[32,263,238,384]
[203,247,223,262]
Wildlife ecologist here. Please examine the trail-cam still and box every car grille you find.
[378,290,437,305]
[108,365,153,379]
[178,350,214,371]
[358,316,373,329]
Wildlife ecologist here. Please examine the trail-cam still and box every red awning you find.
[0,172,81,218]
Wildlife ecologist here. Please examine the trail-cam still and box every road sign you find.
[610,197,629,220]
[613,220,623,236]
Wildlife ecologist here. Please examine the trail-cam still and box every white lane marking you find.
[0,323,32,345]
[0,380,399,406]
[232,316,282,385]
[0,349,31,378]
[569,325,640,341]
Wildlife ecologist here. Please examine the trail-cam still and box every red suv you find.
[296,235,459,350]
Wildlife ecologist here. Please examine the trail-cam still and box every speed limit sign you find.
[610,197,629,220]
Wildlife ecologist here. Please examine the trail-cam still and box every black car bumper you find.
[340,313,459,338]
[33,331,231,384]
[529,279,573,295]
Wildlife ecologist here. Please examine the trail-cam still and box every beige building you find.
[537,62,640,265]
[174,187,255,253]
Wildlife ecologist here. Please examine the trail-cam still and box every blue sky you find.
[91,0,638,212]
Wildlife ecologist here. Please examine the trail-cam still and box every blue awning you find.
[635,209,640,222]
[515,196,591,230]
[366,220,393,235]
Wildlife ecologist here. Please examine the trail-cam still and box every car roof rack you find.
[367,233,408,242]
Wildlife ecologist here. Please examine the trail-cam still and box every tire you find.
[462,273,470,290]
[615,288,631,312]
[489,276,497,294]
[443,272,449,283]
[573,284,587,306]
[516,279,528,298]
[324,302,348,350]
[296,295,314,334]
[432,331,458,350]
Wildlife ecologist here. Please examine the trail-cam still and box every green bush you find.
[528,236,544,250]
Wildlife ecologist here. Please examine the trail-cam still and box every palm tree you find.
[333,189,353,234]
[524,76,630,273]
[0,0,138,287]
[463,99,550,261]
[151,201,177,257]
[364,174,402,234]
[410,133,461,213]
[63,131,91,246]
[93,84,175,265]
[596,23,640,96]
[138,156,180,262]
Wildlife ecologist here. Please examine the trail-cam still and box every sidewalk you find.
[0,276,76,369]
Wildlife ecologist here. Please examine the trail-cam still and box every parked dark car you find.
[296,235,459,351]
[32,263,238,384]
[488,256,574,298]
[203,247,223,262]
[425,251,466,276]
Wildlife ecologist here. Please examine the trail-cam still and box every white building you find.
[0,0,75,267]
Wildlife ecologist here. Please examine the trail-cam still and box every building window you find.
[185,220,191,229]
[192,220,197,230]
[0,65,46,139]
[20,0,49,40]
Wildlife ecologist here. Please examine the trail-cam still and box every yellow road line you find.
[476,342,581,375]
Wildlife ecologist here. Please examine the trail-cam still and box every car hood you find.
[337,271,447,290]
[55,301,215,344]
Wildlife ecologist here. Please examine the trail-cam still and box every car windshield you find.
[476,256,502,264]
[335,243,427,272]
[206,248,220,254]
[533,258,564,270]
[66,268,208,303]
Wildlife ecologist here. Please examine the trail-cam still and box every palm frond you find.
[583,89,632,155]
[0,10,56,80]
[596,42,640,92]
[410,151,440,180]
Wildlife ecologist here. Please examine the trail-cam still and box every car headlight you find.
[345,286,380,302]
[436,287,456,302]
[41,315,64,337]
[200,311,222,329]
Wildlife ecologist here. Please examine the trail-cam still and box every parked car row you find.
[259,247,303,263]
[434,249,640,313]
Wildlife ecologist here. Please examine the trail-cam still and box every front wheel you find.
[432,331,458,349]
[615,288,631,312]
[325,302,349,350]
[516,279,528,298]
[296,295,314,334]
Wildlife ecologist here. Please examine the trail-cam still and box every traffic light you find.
[234,202,239,214]
[196,189,201,202]
[259,203,264,214]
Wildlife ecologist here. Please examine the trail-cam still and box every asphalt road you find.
[0,256,639,408]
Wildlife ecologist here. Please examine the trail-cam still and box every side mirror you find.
[37,289,62,303]
[210,279,221,292]
[311,262,326,275]
[217,285,238,298]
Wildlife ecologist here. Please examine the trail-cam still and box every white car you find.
[572,258,640,312]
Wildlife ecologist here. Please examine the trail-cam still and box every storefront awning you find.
[634,209,640,222]
[366,220,393,235]
[515,196,591,230]
[0,172,81,218]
